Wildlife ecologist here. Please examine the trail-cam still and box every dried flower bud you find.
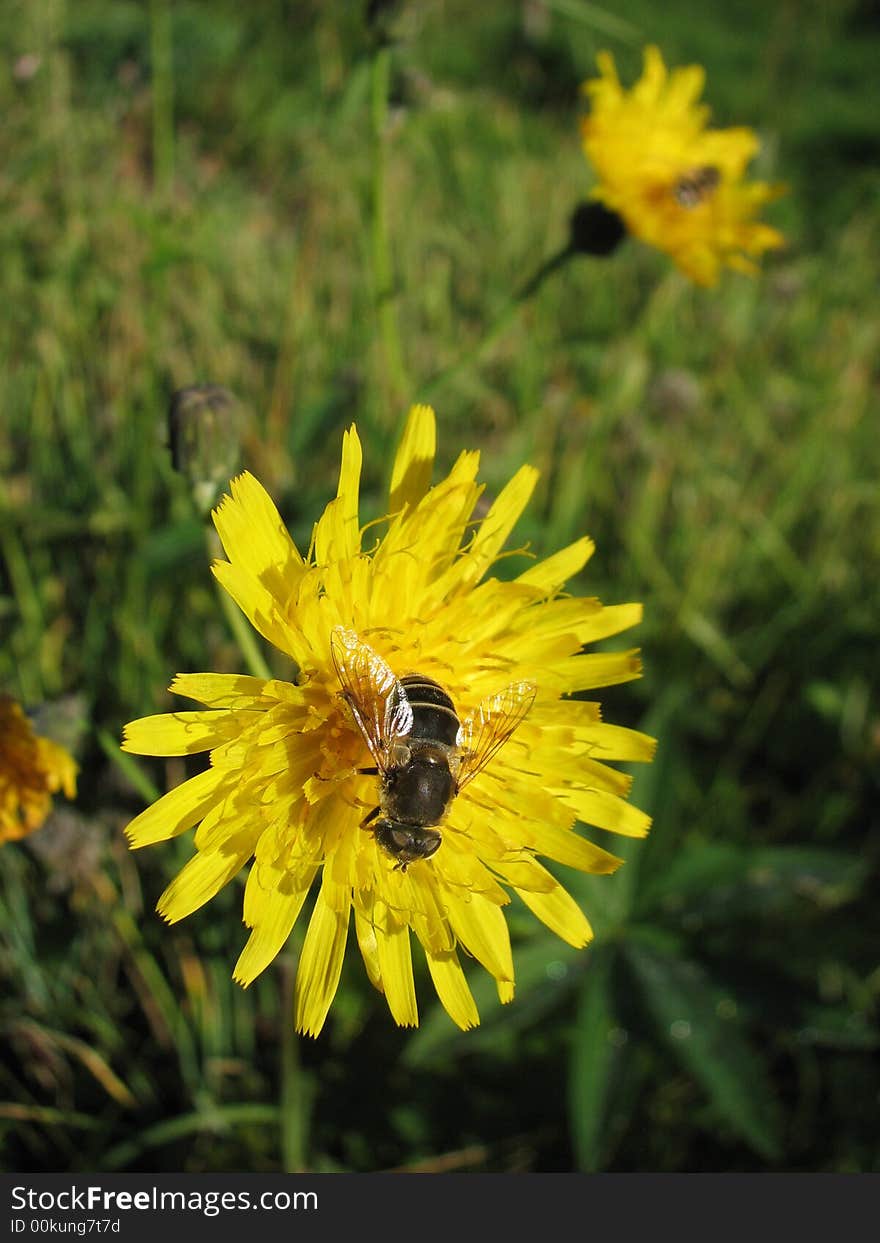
[168,385,242,515]
[366,0,403,37]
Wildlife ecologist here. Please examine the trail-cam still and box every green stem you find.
[280,952,310,1172]
[216,585,272,680]
[97,729,160,804]
[418,241,575,402]
[205,529,272,680]
[370,43,409,406]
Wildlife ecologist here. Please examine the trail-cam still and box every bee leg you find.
[360,806,381,829]
[356,766,379,776]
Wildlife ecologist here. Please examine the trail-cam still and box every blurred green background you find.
[1,0,878,1173]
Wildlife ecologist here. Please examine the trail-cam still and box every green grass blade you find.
[624,938,783,1160]
[568,943,618,1170]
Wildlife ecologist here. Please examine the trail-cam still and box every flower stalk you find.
[418,241,575,401]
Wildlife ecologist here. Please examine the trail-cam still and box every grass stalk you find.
[150,0,175,199]
[370,42,409,411]
[280,952,310,1172]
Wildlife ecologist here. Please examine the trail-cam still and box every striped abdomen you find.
[401,675,460,748]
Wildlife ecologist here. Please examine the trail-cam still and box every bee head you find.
[374,820,442,870]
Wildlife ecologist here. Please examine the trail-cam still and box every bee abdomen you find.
[401,675,460,747]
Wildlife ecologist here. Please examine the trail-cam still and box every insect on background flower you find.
[0,695,78,845]
[580,44,786,286]
[122,405,654,1036]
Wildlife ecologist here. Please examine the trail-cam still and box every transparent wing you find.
[330,627,413,771]
[456,681,537,790]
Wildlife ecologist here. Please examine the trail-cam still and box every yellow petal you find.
[575,721,657,763]
[374,902,418,1027]
[445,890,513,983]
[294,876,350,1037]
[410,451,482,560]
[169,673,269,708]
[406,870,456,955]
[122,709,257,756]
[456,464,539,589]
[593,50,620,94]
[516,536,594,594]
[354,905,384,993]
[425,948,480,1031]
[576,757,633,798]
[436,830,511,904]
[554,786,652,838]
[554,698,601,726]
[210,560,298,660]
[634,44,667,107]
[157,828,260,923]
[575,602,643,644]
[489,855,557,893]
[516,878,593,948]
[568,649,643,689]
[124,765,231,849]
[234,866,318,986]
[36,737,78,800]
[664,63,706,114]
[389,404,436,513]
[527,821,623,875]
[314,425,362,567]
[213,471,303,598]
[193,791,260,852]
[508,596,601,642]
[497,979,515,1004]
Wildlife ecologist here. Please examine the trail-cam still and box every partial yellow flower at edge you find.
[580,44,786,286]
[0,695,79,844]
[121,405,655,1037]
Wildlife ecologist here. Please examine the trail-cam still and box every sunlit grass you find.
[1,0,878,1173]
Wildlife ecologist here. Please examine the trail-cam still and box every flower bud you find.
[568,200,627,257]
[168,385,242,516]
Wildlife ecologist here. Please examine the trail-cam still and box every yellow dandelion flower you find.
[122,406,654,1036]
[0,695,79,844]
[580,45,785,286]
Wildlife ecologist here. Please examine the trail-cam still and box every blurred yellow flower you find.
[580,45,785,286]
[122,405,653,1036]
[0,695,78,844]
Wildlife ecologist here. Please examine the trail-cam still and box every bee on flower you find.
[122,405,654,1036]
[0,695,78,845]
[579,45,786,286]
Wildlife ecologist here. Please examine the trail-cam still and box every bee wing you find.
[330,627,413,771]
[455,681,537,790]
